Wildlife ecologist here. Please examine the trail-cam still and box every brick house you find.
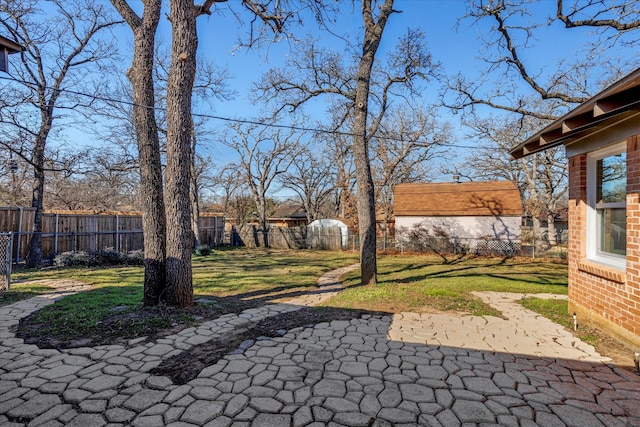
[394,180,523,251]
[511,69,640,348]
[0,35,21,73]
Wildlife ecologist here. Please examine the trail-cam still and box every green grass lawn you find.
[519,296,599,346]
[326,254,568,317]
[0,282,52,306]
[7,247,359,302]
[3,249,359,341]
[3,250,570,346]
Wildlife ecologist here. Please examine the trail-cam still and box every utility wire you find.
[0,74,479,149]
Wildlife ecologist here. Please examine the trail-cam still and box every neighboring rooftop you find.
[394,181,523,217]
[269,204,307,220]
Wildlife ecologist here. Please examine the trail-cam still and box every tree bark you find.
[353,0,395,285]
[164,0,197,307]
[190,119,201,248]
[547,212,557,246]
[111,0,167,306]
[26,130,49,267]
[131,1,167,306]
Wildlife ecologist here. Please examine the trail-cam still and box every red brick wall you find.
[567,138,640,347]
[567,153,586,312]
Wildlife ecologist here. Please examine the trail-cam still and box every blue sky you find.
[182,0,595,115]
[95,1,636,196]
[164,1,605,133]
[190,1,474,121]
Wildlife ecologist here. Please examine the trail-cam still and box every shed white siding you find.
[395,215,521,249]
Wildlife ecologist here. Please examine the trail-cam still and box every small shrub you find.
[195,245,211,256]
[126,250,145,266]
[54,250,145,267]
[90,250,127,266]
[54,251,91,267]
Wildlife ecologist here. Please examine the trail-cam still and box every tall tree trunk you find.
[130,0,166,306]
[190,175,201,248]
[256,196,268,247]
[164,0,196,307]
[26,132,47,267]
[532,216,541,249]
[353,0,395,285]
[190,119,201,248]
[547,213,556,246]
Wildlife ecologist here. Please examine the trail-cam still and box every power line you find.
[0,74,478,149]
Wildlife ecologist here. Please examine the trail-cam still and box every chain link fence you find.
[226,225,567,260]
[0,233,12,291]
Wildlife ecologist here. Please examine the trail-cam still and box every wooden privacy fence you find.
[0,207,225,263]
[231,225,347,250]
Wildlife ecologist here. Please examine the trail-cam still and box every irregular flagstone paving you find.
[389,292,608,362]
[0,267,639,426]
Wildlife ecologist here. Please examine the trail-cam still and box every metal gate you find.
[0,233,12,291]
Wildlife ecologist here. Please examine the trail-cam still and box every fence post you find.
[16,207,22,263]
[115,215,119,253]
[71,232,76,253]
[532,232,536,259]
[382,230,387,252]
[54,213,59,256]
[6,232,12,290]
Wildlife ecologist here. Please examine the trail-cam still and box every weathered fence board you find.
[0,208,225,262]
[230,225,346,250]
[307,225,344,250]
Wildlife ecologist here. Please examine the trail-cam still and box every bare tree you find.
[0,0,120,267]
[441,1,640,247]
[447,113,567,245]
[228,193,256,226]
[446,0,640,119]
[223,123,301,244]
[282,146,334,223]
[188,122,223,248]
[323,129,357,223]
[110,0,168,306]
[0,147,30,207]
[46,146,139,211]
[371,107,451,237]
[162,0,325,306]
[255,2,439,284]
[210,164,246,215]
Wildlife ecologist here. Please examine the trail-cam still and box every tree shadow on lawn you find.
[366,255,536,285]
[14,280,381,350]
[379,257,567,288]
[14,286,388,385]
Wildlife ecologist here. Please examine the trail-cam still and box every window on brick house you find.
[587,142,626,269]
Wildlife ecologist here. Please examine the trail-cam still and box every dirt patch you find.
[15,296,263,349]
[579,325,637,369]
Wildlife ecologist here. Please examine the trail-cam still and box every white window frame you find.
[586,141,626,270]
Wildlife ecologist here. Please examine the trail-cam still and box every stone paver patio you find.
[0,265,639,426]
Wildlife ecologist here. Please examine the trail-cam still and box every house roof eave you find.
[0,35,22,53]
[511,68,640,159]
